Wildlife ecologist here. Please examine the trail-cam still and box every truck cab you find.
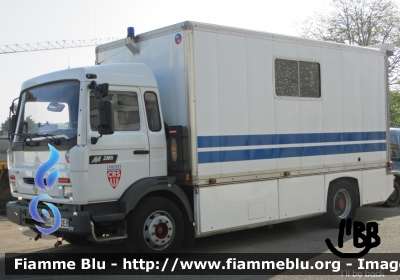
[6,63,191,251]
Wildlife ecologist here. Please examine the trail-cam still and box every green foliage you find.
[300,0,400,89]
[25,115,37,133]
[0,117,10,132]
[390,91,400,127]
[0,115,37,134]
[300,0,400,126]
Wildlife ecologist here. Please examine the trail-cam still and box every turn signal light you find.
[58,178,70,184]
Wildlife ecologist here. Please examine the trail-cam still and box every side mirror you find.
[96,83,109,99]
[9,115,16,136]
[97,100,114,135]
[10,103,16,114]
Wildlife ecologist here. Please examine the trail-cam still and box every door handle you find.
[134,150,149,155]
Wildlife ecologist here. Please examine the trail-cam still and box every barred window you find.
[275,58,321,98]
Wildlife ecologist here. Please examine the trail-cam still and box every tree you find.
[300,0,400,89]
[0,117,10,132]
[25,115,37,133]
[390,90,400,127]
[300,0,400,127]
[0,115,37,134]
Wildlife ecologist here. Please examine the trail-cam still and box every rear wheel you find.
[126,197,184,253]
[323,180,357,227]
[383,181,400,207]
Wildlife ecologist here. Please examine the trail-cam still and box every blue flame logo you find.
[35,144,59,191]
[29,144,62,234]
[29,194,61,235]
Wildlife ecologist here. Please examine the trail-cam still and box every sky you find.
[0,0,348,125]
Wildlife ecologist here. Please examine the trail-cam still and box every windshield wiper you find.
[29,134,61,145]
[15,133,60,147]
[12,133,40,148]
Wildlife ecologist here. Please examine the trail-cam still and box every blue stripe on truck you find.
[197,143,386,164]
[197,131,386,148]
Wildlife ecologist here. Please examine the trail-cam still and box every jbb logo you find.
[326,218,381,258]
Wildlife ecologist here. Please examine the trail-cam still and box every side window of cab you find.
[90,91,140,131]
[144,92,161,132]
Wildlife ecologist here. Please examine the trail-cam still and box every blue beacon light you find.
[127,27,135,38]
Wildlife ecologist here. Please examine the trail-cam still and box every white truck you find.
[6,21,394,253]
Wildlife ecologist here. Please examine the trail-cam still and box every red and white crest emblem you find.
[107,165,121,189]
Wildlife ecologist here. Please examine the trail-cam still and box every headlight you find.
[7,148,13,168]
[63,186,73,198]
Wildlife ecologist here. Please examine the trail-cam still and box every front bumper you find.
[6,201,92,234]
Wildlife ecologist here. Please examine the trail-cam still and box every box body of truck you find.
[6,21,393,252]
[97,21,393,233]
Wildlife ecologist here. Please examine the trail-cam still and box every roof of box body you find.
[96,21,390,56]
[21,63,157,92]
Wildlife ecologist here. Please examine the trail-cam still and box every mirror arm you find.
[91,134,102,145]
[88,82,112,144]
[89,81,102,145]
[91,122,107,144]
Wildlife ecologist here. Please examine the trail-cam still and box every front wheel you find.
[383,181,400,207]
[322,180,357,227]
[126,197,184,253]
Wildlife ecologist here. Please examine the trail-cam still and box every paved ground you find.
[1,205,400,279]
[2,205,400,255]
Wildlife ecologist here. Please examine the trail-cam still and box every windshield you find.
[15,81,80,141]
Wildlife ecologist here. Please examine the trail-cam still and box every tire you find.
[322,180,357,227]
[126,197,184,253]
[65,236,94,246]
[383,181,400,207]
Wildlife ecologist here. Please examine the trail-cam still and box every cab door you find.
[88,86,149,202]
[143,90,167,177]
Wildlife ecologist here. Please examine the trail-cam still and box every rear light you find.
[9,175,15,180]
